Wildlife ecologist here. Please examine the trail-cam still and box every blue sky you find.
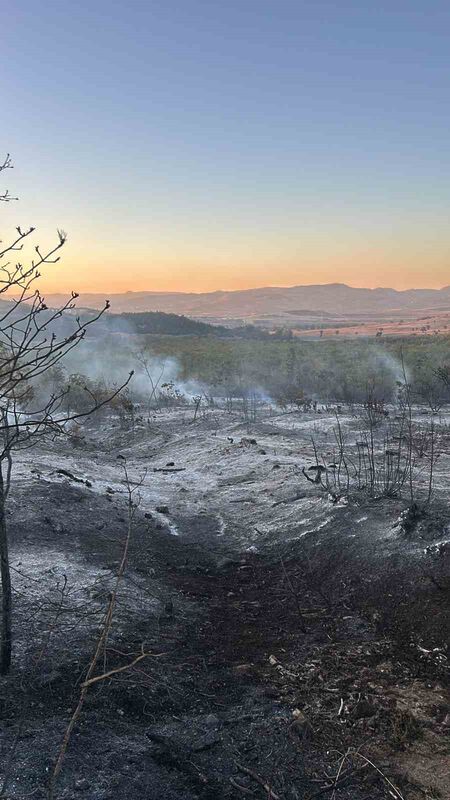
[3,1,450,291]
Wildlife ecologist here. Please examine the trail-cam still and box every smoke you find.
[371,349,409,386]
[61,337,186,400]
[26,308,418,415]
[57,322,210,405]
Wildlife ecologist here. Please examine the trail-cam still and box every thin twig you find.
[48,463,144,799]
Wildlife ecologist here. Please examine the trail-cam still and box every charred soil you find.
[0,408,449,799]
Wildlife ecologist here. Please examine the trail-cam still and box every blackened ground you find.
[0,408,449,800]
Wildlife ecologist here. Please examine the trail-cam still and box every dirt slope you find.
[0,407,448,799]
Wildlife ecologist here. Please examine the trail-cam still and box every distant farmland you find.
[292,310,450,338]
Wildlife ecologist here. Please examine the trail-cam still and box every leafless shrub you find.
[0,156,131,673]
[303,391,438,509]
[135,350,167,416]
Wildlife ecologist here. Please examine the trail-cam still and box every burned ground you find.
[0,406,449,799]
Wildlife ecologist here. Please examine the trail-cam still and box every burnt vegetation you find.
[0,156,449,800]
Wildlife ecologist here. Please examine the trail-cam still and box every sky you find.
[2,0,450,293]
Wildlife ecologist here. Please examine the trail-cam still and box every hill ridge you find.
[39,283,450,317]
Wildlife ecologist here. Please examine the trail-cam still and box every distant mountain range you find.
[41,283,450,320]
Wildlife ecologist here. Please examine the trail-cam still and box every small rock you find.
[192,733,219,751]
[290,709,313,740]
[164,599,174,617]
[233,663,252,674]
[263,686,280,698]
[74,778,90,791]
[36,670,62,688]
[352,699,376,719]
[147,715,220,753]
[204,714,220,728]
[156,505,169,514]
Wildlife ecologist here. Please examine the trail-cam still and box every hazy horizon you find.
[30,280,450,297]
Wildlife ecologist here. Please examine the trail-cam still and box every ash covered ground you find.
[1,403,449,799]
